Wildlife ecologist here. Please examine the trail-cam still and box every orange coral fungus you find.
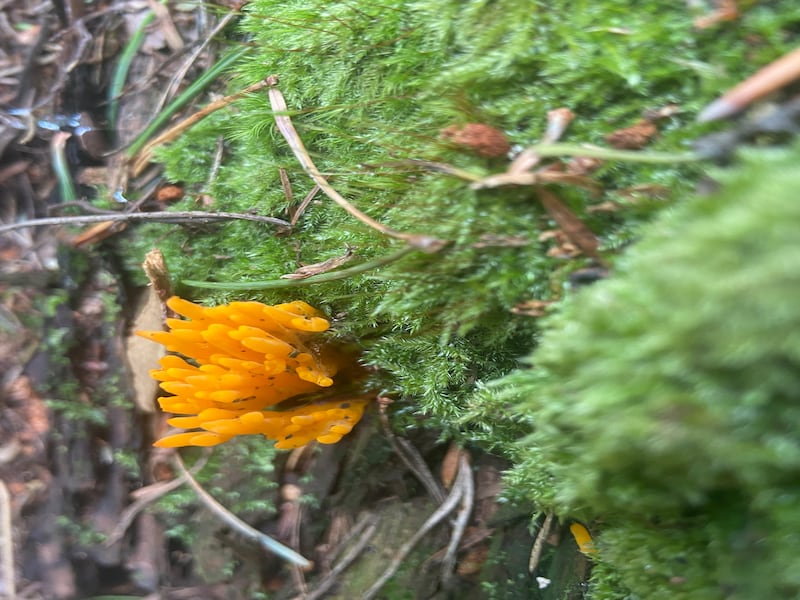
[137,297,367,449]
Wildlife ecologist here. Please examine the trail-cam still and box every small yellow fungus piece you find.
[137,297,366,449]
[569,523,597,556]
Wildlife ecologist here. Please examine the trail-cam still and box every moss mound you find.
[127,0,800,595]
[502,143,800,598]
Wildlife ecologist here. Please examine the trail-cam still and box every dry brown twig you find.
[289,184,321,227]
[105,453,210,547]
[266,75,447,253]
[439,451,474,587]
[281,247,355,280]
[0,210,290,235]
[159,8,240,112]
[361,453,472,600]
[378,401,446,504]
[698,46,800,122]
[300,512,381,600]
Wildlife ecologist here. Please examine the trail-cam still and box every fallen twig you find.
[698,46,800,122]
[125,46,250,160]
[174,453,313,569]
[132,77,273,176]
[159,9,240,113]
[105,453,210,547]
[290,184,321,227]
[183,245,416,290]
[301,513,380,600]
[361,455,469,600]
[0,210,289,234]
[440,453,474,587]
[266,76,446,252]
[511,142,700,164]
[379,405,446,504]
[528,512,555,573]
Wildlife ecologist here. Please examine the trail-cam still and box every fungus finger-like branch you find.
[301,513,380,600]
[361,457,469,600]
[174,453,313,569]
[528,512,555,573]
[440,453,474,587]
[267,77,446,252]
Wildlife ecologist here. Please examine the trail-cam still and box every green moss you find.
[141,0,800,434]
[126,1,800,595]
[501,143,800,597]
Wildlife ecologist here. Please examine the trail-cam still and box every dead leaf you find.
[457,544,489,577]
[538,188,602,261]
[604,119,658,149]
[440,123,511,158]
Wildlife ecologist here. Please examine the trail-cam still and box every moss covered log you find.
[126,0,800,596]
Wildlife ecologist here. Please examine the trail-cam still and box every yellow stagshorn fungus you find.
[137,297,367,449]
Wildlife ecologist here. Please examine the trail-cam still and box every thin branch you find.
[361,457,469,600]
[266,76,446,253]
[290,184,320,227]
[0,210,290,234]
[105,454,210,547]
[301,513,380,600]
[440,453,474,587]
[379,403,446,504]
[183,245,416,290]
[518,143,701,164]
[173,453,313,569]
[0,480,15,599]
